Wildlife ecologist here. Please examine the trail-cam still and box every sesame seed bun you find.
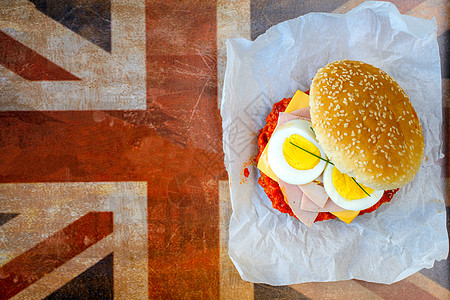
[309,60,424,190]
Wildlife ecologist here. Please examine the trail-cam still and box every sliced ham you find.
[289,107,311,120]
[314,174,324,184]
[277,110,311,128]
[301,194,346,212]
[277,177,303,204]
[277,178,318,227]
[298,182,329,208]
[277,112,301,126]
[293,208,319,227]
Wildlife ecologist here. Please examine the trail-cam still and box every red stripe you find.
[0,111,225,183]
[146,4,220,297]
[146,0,219,152]
[356,279,440,300]
[0,30,80,81]
[0,212,113,300]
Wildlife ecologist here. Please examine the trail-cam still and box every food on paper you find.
[256,60,424,226]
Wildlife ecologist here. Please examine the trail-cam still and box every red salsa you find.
[243,167,250,178]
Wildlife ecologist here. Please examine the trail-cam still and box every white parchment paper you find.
[221,1,448,285]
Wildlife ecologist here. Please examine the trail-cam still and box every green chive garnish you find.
[288,141,334,165]
[351,177,371,197]
[310,126,315,134]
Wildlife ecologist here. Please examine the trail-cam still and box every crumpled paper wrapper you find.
[221,1,448,285]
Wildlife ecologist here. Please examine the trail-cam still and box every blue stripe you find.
[438,30,449,78]
[250,0,348,40]
[45,253,114,299]
[254,284,310,299]
[28,0,111,52]
[0,213,19,226]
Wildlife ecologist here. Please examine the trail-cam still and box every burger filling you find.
[256,95,398,223]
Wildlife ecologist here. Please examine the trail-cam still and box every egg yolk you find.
[332,167,374,200]
[282,134,320,170]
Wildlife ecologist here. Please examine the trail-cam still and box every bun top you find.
[309,60,424,190]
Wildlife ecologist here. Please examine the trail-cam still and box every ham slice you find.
[289,107,311,119]
[277,109,311,128]
[314,174,324,184]
[277,177,303,204]
[298,182,329,208]
[277,112,301,126]
[277,178,318,227]
[293,208,319,227]
[301,194,346,212]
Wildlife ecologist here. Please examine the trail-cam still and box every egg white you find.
[323,164,384,211]
[267,119,327,185]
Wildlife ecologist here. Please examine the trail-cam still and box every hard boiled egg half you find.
[267,119,327,185]
[323,164,384,211]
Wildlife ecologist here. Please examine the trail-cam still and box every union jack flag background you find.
[0,0,448,299]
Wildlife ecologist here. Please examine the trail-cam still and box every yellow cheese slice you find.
[256,145,278,181]
[257,90,310,180]
[331,210,360,224]
[285,90,310,113]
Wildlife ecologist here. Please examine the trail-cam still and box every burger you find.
[256,60,424,226]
